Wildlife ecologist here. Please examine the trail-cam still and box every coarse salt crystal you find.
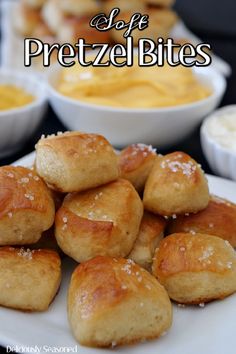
[111,341,117,348]
[199,303,205,308]
[24,193,34,201]
[161,160,196,177]
[17,248,33,260]
[19,177,29,184]
[122,265,132,275]
[198,247,214,261]
[178,304,185,308]
[131,150,138,156]
[127,259,135,265]
[46,134,55,139]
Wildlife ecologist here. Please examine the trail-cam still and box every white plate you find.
[1,152,236,354]
[0,0,232,77]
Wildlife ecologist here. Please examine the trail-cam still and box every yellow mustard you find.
[57,60,211,109]
[0,85,35,111]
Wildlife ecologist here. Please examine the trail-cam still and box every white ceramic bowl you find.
[47,65,226,148]
[201,105,236,181]
[0,69,47,158]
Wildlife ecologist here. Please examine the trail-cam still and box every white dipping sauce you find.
[206,107,236,152]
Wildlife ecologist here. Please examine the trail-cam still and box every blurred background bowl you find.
[201,105,236,181]
[47,65,226,148]
[0,69,47,158]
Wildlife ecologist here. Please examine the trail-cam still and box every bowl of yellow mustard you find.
[47,58,226,148]
[0,69,47,157]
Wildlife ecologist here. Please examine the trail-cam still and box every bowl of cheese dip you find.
[56,62,211,109]
[47,59,226,148]
[0,85,35,111]
[0,69,47,158]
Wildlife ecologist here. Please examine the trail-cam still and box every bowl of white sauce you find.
[201,105,236,180]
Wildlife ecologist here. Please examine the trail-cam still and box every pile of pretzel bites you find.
[0,131,236,348]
